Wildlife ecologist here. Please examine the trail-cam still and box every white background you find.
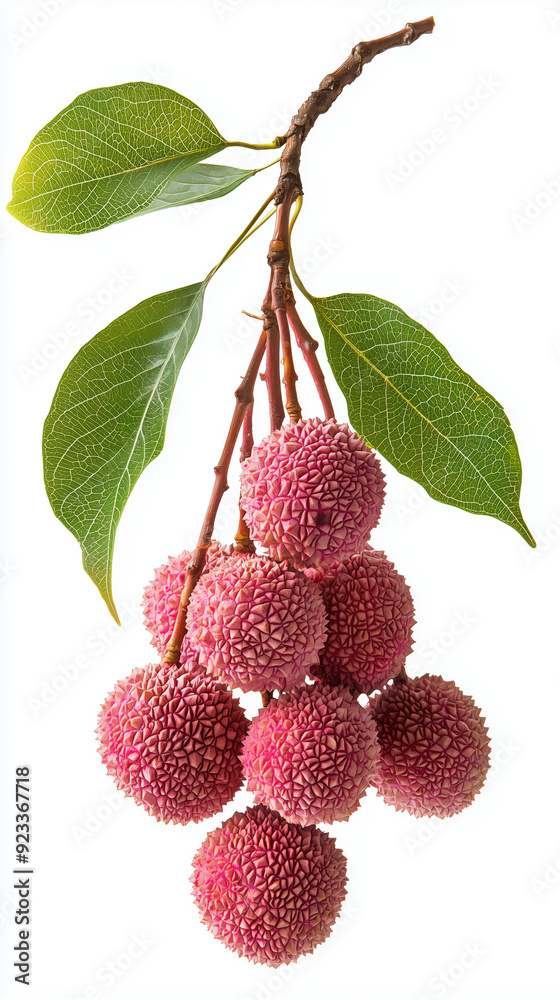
[1,1,559,998]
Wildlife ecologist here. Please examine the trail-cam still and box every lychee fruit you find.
[242,683,381,825]
[370,673,491,818]
[240,417,385,569]
[142,541,232,656]
[191,804,347,966]
[96,661,248,824]
[313,549,415,694]
[186,553,327,692]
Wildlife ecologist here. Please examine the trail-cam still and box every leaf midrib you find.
[52,282,205,614]
[314,298,526,531]
[51,284,205,521]
[94,283,205,589]
[11,147,225,206]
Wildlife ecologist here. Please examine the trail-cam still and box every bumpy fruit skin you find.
[142,541,232,656]
[242,684,381,825]
[313,549,415,694]
[191,805,347,966]
[370,674,490,818]
[186,554,327,692]
[96,662,248,824]
[240,417,386,569]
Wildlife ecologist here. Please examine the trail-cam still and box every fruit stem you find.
[163,327,267,665]
[266,197,298,423]
[277,305,301,423]
[240,403,254,462]
[235,405,256,554]
[263,286,285,433]
[286,300,335,421]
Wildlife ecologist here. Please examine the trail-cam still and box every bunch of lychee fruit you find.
[96,416,490,967]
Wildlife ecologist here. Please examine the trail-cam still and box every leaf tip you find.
[104,590,121,626]
[522,525,537,549]
[512,507,536,548]
[84,558,121,625]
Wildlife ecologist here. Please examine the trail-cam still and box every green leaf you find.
[7,82,233,233]
[43,281,206,621]
[309,291,535,546]
[135,162,260,216]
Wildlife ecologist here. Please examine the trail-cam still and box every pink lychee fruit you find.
[239,417,385,569]
[142,541,232,656]
[242,683,381,825]
[370,673,491,818]
[186,553,327,692]
[313,548,415,694]
[96,661,248,824]
[191,804,347,966]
